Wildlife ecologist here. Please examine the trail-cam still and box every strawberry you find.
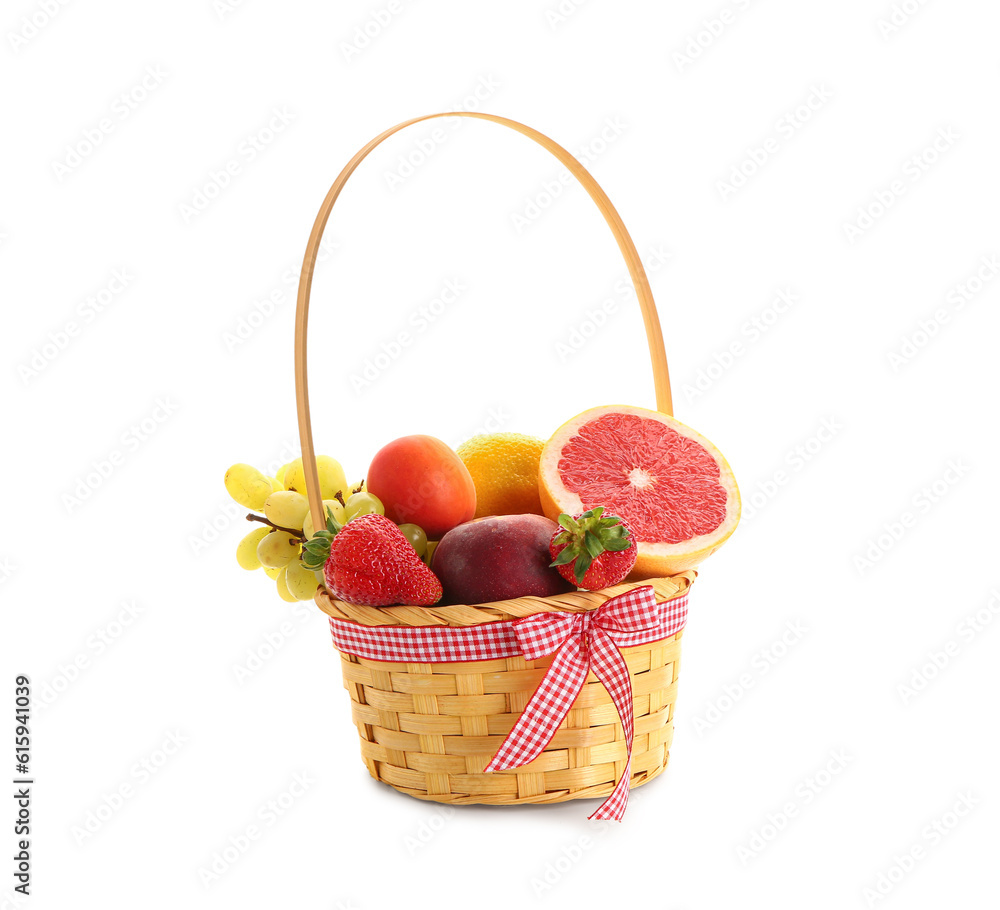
[549,507,637,590]
[302,512,442,607]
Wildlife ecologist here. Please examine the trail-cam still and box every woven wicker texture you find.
[322,574,692,806]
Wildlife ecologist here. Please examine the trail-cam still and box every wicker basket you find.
[293,112,688,809]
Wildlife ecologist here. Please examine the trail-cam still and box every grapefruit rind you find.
[538,405,740,578]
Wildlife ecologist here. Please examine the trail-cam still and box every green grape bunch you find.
[225,454,430,605]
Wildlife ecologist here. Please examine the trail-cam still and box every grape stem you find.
[245,513,305,541]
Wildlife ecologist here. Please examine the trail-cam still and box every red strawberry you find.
[321,513,442,606]
[549,507,637,590]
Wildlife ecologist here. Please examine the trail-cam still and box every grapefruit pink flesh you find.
[539,405,740,578]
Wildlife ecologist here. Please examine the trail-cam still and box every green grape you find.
[424,539,438,567]
[224,463,273,510]
[276,462,292,485]
[303,499,347,538]
[284,455,348,501]
[267,475,284,492]
[236,526,271,570]
[345,491,384,520]
[256,531,299,568]
[285,559,320,600]
[397,523,427,556]
[262,564,281,580]
[263,490,310,530]
[275,567,297,603]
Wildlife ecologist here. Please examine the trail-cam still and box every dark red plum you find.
[431,514,575,605]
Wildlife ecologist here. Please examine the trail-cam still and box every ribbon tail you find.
[586,630,635,821]
[485,635,589,772]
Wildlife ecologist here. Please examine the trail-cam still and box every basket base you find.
[365,751,670,808]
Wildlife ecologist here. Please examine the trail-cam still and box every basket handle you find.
[294,111,673,533]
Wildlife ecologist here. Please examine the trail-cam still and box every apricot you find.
[366,435,476,539]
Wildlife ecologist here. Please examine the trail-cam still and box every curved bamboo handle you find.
[294,112,673,534]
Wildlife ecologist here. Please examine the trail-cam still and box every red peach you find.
[366,435,476,539]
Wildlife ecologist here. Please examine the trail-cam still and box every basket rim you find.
[313,570,695,628]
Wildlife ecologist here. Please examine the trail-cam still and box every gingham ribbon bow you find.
[484,585,666,821]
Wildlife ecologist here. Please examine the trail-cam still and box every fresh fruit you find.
[344,491,384,520]
[224,463,273,510]
[431,514,574,605]
[256,531,300,569]
[423,539,438,566]
[262,565,282,580]
[539,405,740,577]
[275,567,298,603]
[397,523,427,557]
[302,500,347,539]
[236,526,271,570]
[315,513,442,607]
[284,559,320,601]
[367,435,476,539]
[549,507,637,589]
[283,455,348,501]
[456,432,545,518]
[263,490,310,531]
[267,475,284,492]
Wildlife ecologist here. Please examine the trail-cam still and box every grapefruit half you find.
[538,405,740,578]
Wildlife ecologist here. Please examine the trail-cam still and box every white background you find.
[2,0,999,907]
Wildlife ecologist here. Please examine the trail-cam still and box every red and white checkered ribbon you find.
[329,586,688,821]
